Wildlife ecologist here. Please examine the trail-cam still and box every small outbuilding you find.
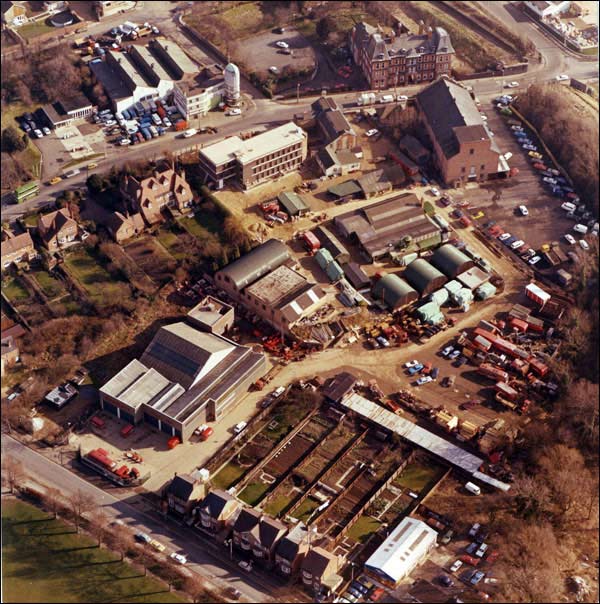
[341,262,370,290]
[372,274,418,310]
[403,259,448,297]
[277,191,310,217]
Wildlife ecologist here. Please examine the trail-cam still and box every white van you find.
[379,94,394,104]
[561,201,576,212]
[573,224,588,235]
[182,128,197,138]
[233,421,247,435]
[465,481,481,496]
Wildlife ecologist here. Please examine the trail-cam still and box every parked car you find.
[268,66,279,74]
[135,532,151,544]
[579,240,590,251]
[498,232,511,242]
[365,129,379,137]
[468,523,481,537]
[170,553,187,564]
[555,74,569,81]
[149,539,165,552]
[376,336,390,348]
[450,560,463,573]
[226,108,242,116]
[438,575,454,587]
[449,349,461,360]
[238,560,253,572]
[275,40,289,49]
[408,363,424,375]
[33,129,43,138]
[523,144,537,151]
[416,376,433,386]
[475,543,488,558]
[441,346,454,357]
[470,571,486,585]
[528,255,542,265]
[505,81,519,88]
[233,421,247,434]
[510,239,525,250]
[518,205,528,216]
[404,359,420,367]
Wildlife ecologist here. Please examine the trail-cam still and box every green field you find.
[263,493,293,517]
[178,216,215,242]
[31,268,66,299]
[393,462,446,493]
[238,481,270,506]
[346,515,382,544]
[220,2,264,33]
[2,277,30,301]
[2,499,184,603]
[17,20,55,40]
[155,230,187,262]
[212,461,246,490]
[292,496,320,524]
[63,248,129,303]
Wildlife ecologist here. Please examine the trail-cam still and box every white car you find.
[523,144,537,151]
[163,118,172,127]
[555,74,569,81]
[441,346,454,357]
[33,129,43,138]
[404,359,419,368]
[430,187,440,196]
[226,108,242,116]
[519,205,528,216]
[151,25,160,34]
[268,66,279,74]
[511,239,525,250]
[528,255,542,265]
[365,129,379,137]
[170,553,187,565]
[233,421,247,435]
[579,240,589,251]
[510,125,522,132]
[275,41,289,49]
[396,95,408,102]
[42,126,51,136]
[543,176,557,185]
[506,81,519,88]
[479,114,488,121]
[498,233,512,241]
[573,223,588,235]
[119,138,131,145]
[416,376,433,386]
[450,560,463,573]
[238,560,253,572]
[564,233,576,245]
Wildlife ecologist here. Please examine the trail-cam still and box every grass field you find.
[346,515,382,544]
[31,268,66,299]
[238,481,270,506]
[212,461,246,490]
[220,2,264,33]
[178,216,216,242]
[63,248,129,304]
[293,496,320,524]
[2,277,30,301]
[155,230,187,262]
[393,461,446,493]
[2,499,184,603]
[263,493,293,517]
[17,20,55,40]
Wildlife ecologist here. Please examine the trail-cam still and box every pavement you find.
[1,433,307,604]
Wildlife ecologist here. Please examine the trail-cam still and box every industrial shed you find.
[327,180,362,200]
[430,244,474,279]
[215,239,290,293]
[403,259,448,296]
[315,226,351,265]
[372,274,418,310]
[277,191,310,216]
[341,262,370,290]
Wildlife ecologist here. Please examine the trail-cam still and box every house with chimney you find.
[274,522,311,578]
[165,473,206,516]
[119,165,194,226]
[37,207,80,252]
[105,211,145,243]
[301,547,343,597]
[1,230,39,271]
[232,508,288,566]
[196,489,242,536]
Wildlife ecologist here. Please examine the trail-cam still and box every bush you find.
[199,186,231,218]
[1,127,28,154]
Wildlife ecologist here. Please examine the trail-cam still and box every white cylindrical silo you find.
[223,62,240,106]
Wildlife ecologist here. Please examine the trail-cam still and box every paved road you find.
[1,434,306,603]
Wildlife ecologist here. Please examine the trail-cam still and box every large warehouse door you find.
[120,411,135,425]
[161,422,174,436]
[144,413,159,429]
[102,401,119,417]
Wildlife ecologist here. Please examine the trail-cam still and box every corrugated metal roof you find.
[341,393,484,473]
[430,244,473,278]
[404,259,447,294]
[326,260,344,282]
[315,248,334,270]
[277,191,310,216]
[372,274,418,309]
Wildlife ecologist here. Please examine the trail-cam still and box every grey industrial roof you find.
[60,93,93,113]
[341,262,370,290]
[404,259,447,294]
[322,371,357,403]
[217,239,290,290]
[89,58,132,101]
[457,266,489,290]
[327,180,362,199]
[129,44,172,84]
[398,134,430,163]
[149,37,197,78]
[315,225,350,263]
[317,109,354,143]
[358,169,392,195]
[430,244,474,278]
[372,274,418,308]
[417,77,494,159]
[312,97,338,113]
[277,191,309,215]
[108,50,149,89]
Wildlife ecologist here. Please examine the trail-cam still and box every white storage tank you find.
[224,62,240,106]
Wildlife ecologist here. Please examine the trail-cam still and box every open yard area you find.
[30,268,68,300]
[1,499,184,604]
[2,276,30,302]
[124,237,177,285]
[63,248,130,305]
[155,229,190,263]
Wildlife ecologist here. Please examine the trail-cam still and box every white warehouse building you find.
[364,517,437,587]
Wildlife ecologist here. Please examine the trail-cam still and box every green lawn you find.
[155,230,187,262]
[212,461,246,490]
[31,268,66,299]
[192,209,223,234]
[178,216,214,241]
[239,481,270,506]
[2,499,184,603]
[346,515,382,544]
[221,2,264,33]
[17,20,55,40]
[393,462,446,493]
[263,493,293,517]
[63,248,129,304]
[2,277,30,302]
[292,496,320,524]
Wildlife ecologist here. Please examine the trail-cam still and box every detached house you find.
[120,166,194,226]
[301,547,343,597]
[196,489,242,536]
[1,231,38,271]
[37,207,79,252]
[105,211,145,243]
[165,473,206,516]
[232,509,288,566]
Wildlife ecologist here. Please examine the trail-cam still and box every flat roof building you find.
[198,123,307,190]
[365,517,437,586]
[99,313,266,441]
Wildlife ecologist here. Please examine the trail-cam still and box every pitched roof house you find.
[233,509,288,565]
[274,522,311,577]
[37,207,79,251]
[120,166,194,226]
[1,231,38,271]
[105,211,145,243]
[196,489,242,535]
[301,547,343,596]
[165,473,206,516]
[1,1,27,26]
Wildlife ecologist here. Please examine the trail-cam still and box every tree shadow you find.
[49,544,100,553]
[61,558,124,569]
[10,517,55,526]
[105,589,170,603]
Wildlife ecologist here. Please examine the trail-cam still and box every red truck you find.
[301,231,321,253]
[478,363,509,383]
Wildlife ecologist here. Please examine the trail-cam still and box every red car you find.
[485,550,500,565]
[461,554,481,567]
[370,587,385,602]
[532,163,546,171]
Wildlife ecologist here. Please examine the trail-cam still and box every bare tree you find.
[68,489,95,533]
[44,486,64,519]
[88,511,109,546]
[2,455,24,493]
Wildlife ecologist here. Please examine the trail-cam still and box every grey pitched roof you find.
[322,371,357,403]
[417,77,494,159]
[317,109,353,143]
[168,474,196,500]
[199,489,236,519]
[233,508,261,533]
[276,522,309,561]
[311,97,338,113]
[259,517,287,548]
[216,239,290,290]
[302,547,336,577]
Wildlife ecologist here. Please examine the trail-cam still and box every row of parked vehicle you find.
[18,111,51,139]
[333,575,384,604]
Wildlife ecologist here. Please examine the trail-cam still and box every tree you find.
[316,16,334,40]
[44,486,65,519]
[1,456,24,493]
[88,511,109,546]
[2,126,27,154]
[68,489,95,533]
[86,173,105,194]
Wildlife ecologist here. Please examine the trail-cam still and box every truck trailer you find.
[478,363,509,383]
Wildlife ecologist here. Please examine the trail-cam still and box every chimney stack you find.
[427,26,433,39]
[418,20,425,35]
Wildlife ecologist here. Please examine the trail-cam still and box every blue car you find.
[351,582,368,595]
[408,363,424,375]
[470,570,485,585]
[503,236,517,247]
